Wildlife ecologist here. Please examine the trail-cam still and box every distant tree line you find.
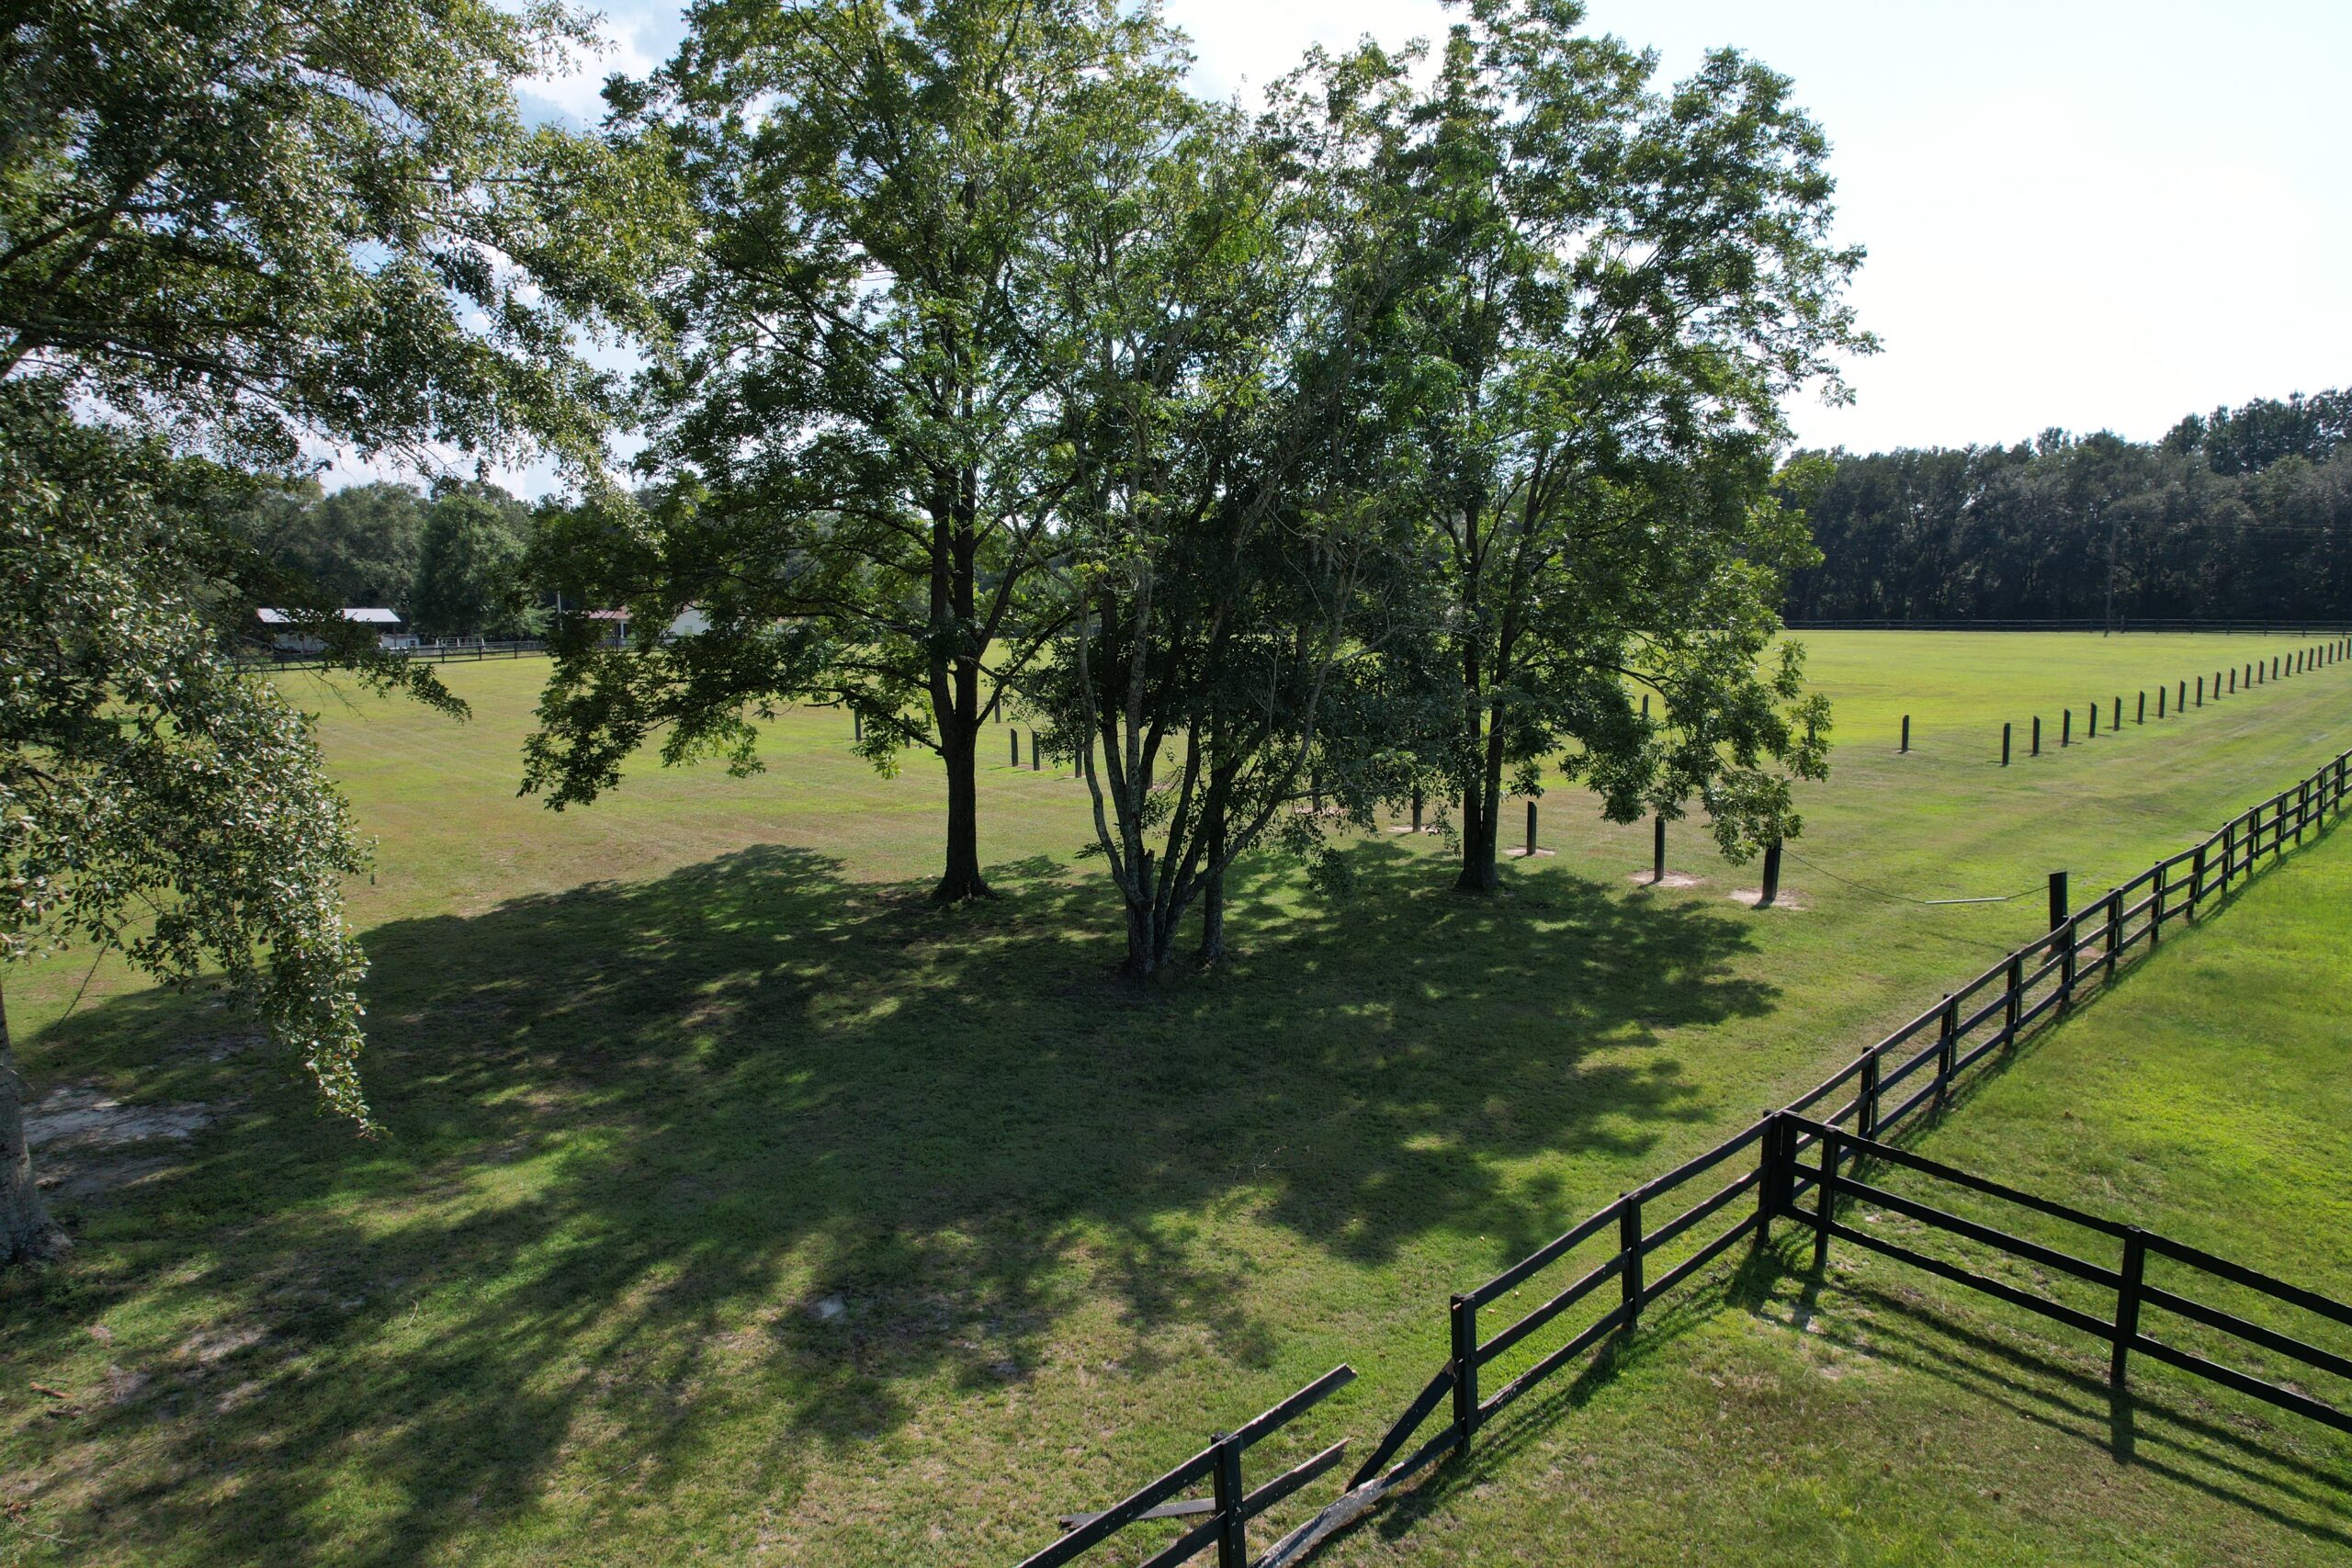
[1784,390,2352,624]
[242,478,548,639]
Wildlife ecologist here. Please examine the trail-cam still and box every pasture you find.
[3,629,2348,1566]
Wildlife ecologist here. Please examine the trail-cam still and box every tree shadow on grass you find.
[7,835,1772,1566]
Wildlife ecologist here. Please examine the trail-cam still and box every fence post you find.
[2002,722,2012,766]
[2298,780,2312,846]
[2179,679,2187,710]
[2136,691,2145,725]
[2106,889,2122,973]
[1449,1293,1479,1444]
[2088,703,2098,739]
[1755,1112,1782,1247]
[2229,669,2236,694]
[2157,686,2166,718]
[1411,787,1424,831]
[1011,730,1019,767]
[2004,952,2024,1044]
[2112,695,2121,730]
[1211,1431,1248,1568]
[1032,736,1041,772]
[2032,715,2042,754]
[1525,800,1538,857]
[2190,842,2208,917]
[1653,813,1668,880]
[2047,870,2069,943]
[2149,863,2165,947]
[854,710,863,743]
[2062,708,2072,747]
[1811,1128,1840,1275]
[1859,1048,1882,1138]
[1936,996,1957,1099]
[1759,840,1782,907]
[1900,715,1910,752]
[2110,1230,2147,1388]
[2196,675,2204,707]
[1619,1192,1645,1339]
[2222,818,2235,892]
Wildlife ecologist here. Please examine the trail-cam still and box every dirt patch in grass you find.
[1629,871,1707,888]
[25,1084,217,1200]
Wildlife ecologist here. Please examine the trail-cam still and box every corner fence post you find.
[2110,1230,2148,1388]
[1449,1294,1479,1445]
[1755,1112,1782,1247]
[1811,1128,1840,1275]
[1211,1431,1248,1568]
[1619,1193,1645,1339]
[1860,1048,1882,1138]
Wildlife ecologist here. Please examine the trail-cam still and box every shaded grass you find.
[0,630,2346,1565]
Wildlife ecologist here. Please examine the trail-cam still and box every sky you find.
[368,0,2352,495]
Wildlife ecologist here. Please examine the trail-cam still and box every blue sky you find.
[379,0,2352,495]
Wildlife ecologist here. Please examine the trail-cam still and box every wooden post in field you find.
[1010,730,1019,767]
[2002,722,2012,766]
[2088,703,2098,738]
[1031,734,1041,771]
[1449,1294,1479,1443]
[2157,686,2166,717]
[1411,787,1424,832]
[1900,714,1910,752]
[2229,668,2236,694]
[2136,690,2145,724]
[1653,812,1668,880]
[2047,869,2069,949]
[1758,839,1783,907]
[2196,675,2204,707]
[1525,800,1537,857]
[2062,708,2071,747]
[1212,1432,1247,1568]
[2112,695,2121,730]
[2031,716,2041,755]
[2177,679,2186,710]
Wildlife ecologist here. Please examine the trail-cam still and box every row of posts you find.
[1998,638,2347,765]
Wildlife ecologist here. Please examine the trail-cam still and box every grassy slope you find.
[1319,807,2352,1567]
[0,631,2344,1566]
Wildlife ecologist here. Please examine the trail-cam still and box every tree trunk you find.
[1453,716,1504,895]
[1196,805,1227,965]
[932,726,991,903]
[1,982,67,1268]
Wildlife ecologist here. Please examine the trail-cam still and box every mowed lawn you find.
[1,631,2346,1566]
[1318,786,2352,1568]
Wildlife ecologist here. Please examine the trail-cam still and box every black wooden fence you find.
[1021,738,2352,1565]
[1788,618,2352,635]
[239,638,549,673]
[1779,1111,2352,1436]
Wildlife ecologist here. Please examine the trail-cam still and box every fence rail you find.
[1781,1111,2352,1437]
[1022,734,2352,1565]
[237,638,550,673]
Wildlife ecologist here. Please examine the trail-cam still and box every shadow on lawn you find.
[13,836,1773,1565]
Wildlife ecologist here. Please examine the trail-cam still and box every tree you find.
[411,485,537,638]
[1026,46,1440,976]
[0,0,643,1263]
[247,480,433,612]
[1374,1,1865,893]
[1,393,373,1262]
[523,0,1184,903]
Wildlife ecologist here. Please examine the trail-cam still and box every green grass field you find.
[1,630,2346,1566]
[1314,787,2352,1567]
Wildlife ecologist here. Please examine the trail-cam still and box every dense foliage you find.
[1786,391,2352,625]
[0,0,640,1260]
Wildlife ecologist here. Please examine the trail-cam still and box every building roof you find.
[256,607,404,626]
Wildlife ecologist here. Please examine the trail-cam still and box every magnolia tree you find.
[0,0,646,1263]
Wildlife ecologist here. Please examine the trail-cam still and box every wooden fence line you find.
[1021,736,2352,1566]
